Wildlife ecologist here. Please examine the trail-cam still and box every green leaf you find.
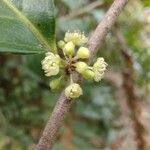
[0,0,56,54]
[142,0,150,6]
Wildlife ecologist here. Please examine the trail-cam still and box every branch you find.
[36,0,129,149]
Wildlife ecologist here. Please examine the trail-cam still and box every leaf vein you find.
[2,0,52,52]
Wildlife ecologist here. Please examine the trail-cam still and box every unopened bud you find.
[50,77,62,90]
[75,61,88,74]
[77,47,90,59]
[82,68,95,80]
[58,40,65,49]
[63,41,75,57]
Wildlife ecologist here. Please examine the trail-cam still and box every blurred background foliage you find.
[0,0,150,149]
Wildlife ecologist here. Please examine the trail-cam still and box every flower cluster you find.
[41,31,108,99]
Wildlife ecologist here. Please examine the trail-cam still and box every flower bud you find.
[65,83,83,99]
[50,77,61,90]
[77,47,90,59]
[58,40,65,49]
[82,68,95,80]
[63,41,75,57]
[75,61,88,74]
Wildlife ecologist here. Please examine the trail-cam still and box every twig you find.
[60,1,104,21]
[115,29,145,150]
[36,0,129,149]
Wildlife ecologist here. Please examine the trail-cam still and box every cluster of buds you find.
[41,31,108,99]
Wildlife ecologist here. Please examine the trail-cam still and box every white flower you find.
[64,31,88,46]
[41,52,60,77]
[93,57,108,82]
[65,83,83,99]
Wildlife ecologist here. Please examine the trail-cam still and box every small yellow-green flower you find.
[75,61,88,74]
[65,83,83,99]
[63,41,75,57]
[50,77,62,90]
[64,31,88,46]
[41,52,61,77]
[93,57,108,82]
[58,40,65,49]
[77,47,90,59]
[82,68,95,80]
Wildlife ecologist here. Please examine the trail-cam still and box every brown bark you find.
[36,0,129,149]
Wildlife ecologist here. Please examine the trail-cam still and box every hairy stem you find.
[36,0,129,149]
